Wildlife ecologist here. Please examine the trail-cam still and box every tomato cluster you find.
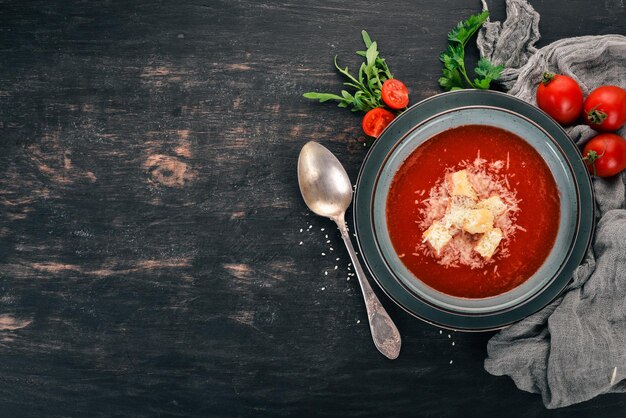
[536,73,626,177]
[362,79,409,138]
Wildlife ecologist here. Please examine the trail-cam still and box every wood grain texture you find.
[0,0,625,416]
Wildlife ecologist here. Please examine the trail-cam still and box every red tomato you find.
[582,133,626,177]
[381,79,409,109]
[536,72,583,125]
[583,85,626,132]
[362,107,395,138]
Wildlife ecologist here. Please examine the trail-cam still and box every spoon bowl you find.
[297,141,353,220]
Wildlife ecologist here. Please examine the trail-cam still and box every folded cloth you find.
[476,0,626,409]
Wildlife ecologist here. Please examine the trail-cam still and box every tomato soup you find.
[386,125,560,298]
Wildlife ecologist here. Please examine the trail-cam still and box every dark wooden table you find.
[1,0,625,416]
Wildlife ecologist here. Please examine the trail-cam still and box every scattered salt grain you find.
[299,228,303,232]
[321,253,326,256]
[449,360,453,365]
[321,287,325,290]
[357,320,361,323]
[329,247,334,251]
[439,330,443,334]
[325,234,328,239]
[326,240,331,243]
[448,334,451,339]
[299,241,303,245]
[321,228,325,231]
[348,263,352,267]
[452,342,455,346]
[336,258,340,261]
[324,271,328,276]
[334,266,338,270]
[347,277,350,281]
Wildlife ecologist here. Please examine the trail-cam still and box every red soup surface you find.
[386,125,560,298]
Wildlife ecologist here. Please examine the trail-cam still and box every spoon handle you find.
[335,217,401,359]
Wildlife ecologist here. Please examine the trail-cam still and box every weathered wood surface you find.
[0,0,625,416]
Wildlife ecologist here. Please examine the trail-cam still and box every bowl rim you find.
[353,90,595,331]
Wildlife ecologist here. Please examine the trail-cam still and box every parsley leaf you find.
[474,57,504,89]
[439,11,504,91]
[448,11,489,46]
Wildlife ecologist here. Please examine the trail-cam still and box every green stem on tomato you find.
[542,72,555,85]
[583,146,607,177]
[587,105,608,125]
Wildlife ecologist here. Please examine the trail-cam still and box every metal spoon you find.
[297,141,401,360]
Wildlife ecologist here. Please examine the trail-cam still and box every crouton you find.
[476,196,507,216]
[423,221,453,256]
[447,170,478,201]
[474,228,503,259]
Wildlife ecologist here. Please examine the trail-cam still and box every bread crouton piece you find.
[462,208,494,234]
[474,228,503,259]
[447,170,478,201]
[441,198,472,229]
[422,221,453,256]
[476,196,507,217]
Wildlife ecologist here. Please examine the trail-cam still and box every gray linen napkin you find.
[476,0,626,409]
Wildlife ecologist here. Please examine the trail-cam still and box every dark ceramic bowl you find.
[354,90,594,331]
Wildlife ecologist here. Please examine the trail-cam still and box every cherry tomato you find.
[536,72,583,125]
[583,85,626,132]
[381,79,409,109]
[582,133,626,177]
[362,107,395,138]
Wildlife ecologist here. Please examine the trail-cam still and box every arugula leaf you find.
[302,92,352,109]
[302,92,345,103]
[361,30,373,48]
[439,11,504,91]
[366,42,378,70]
[304,31,395,113]
[334,56,364,90]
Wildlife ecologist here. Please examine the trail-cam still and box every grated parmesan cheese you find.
[418,159,521,268]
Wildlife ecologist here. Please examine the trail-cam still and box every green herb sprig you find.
[303,31,393,113]
[438,11,504,91]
